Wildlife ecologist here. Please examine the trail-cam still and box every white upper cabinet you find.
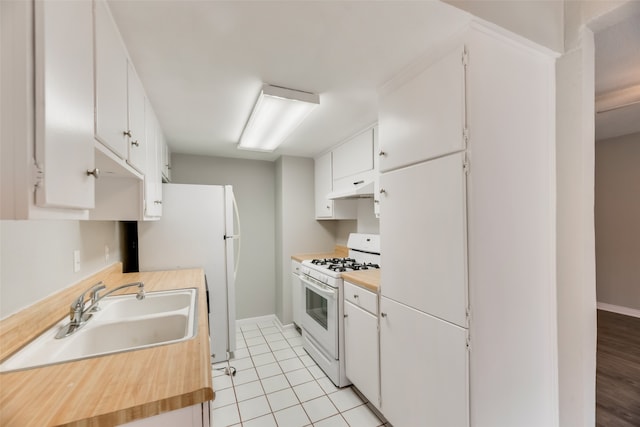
[161,141,171,182]
[94,0,128,160]
[378,46,466,172]
[314,152,333,218]
[332,128,374,185]
[126,63,147,173]
[314,152,357,220]
[34,0,96,210]
[144,101,163,218]
[332,127,376,194]
[379,152,468,327]
[1,0,94,219]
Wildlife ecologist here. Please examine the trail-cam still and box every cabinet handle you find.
[123,130,132,137]
[86,168,100,179]
[379,151,386,156]
[353,180,364,186]
[353,294,359,299]
[154,200,162,205]
[131,140,139,147]
[380,312,387,318]
[326,205,330,209]
[379,188,386,194]
[344,314,349,318]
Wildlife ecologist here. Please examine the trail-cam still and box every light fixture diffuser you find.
[238,85,319,152]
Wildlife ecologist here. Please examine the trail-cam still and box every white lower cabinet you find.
[379,296,468,427]
[118,402,210,426]
[291,260,302,327]
[344,298,380,409]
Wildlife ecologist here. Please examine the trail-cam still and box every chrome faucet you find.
[56,281,145,339]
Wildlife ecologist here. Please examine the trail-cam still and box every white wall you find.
[170,153,276,320]
[556,31,597,427]
[0,220,122,319]
[275,156,337,324]
[595,132,640,312]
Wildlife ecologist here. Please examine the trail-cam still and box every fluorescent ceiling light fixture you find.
[238,85,319,152]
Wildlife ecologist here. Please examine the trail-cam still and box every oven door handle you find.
[300,275,336,299]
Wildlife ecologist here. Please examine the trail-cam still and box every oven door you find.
[300,274,338,359]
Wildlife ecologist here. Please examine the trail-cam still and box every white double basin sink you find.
[0,288,198,373]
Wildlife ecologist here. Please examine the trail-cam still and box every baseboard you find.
[236,314,297,332]
[236,314,278,327]
[274,316,297,333]
[597,302,640,318]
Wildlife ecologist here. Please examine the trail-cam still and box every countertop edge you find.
[0,266,213,426]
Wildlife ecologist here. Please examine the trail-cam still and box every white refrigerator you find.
[137,183,240,363]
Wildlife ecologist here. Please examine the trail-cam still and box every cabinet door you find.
[379,46,465,172]
[379,152,467,327]
[162,142,171,182]
[127,62,146,172]
[314,152,333,218]
[380,297,468,427]
[33,0,95,209]
[143,102,162,218]
[344,301,380,408]
[332,129,374,181]
[95,0,128,159]
[292,261,302,327]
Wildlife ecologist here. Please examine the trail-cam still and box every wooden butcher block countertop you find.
[291,245,348,262]
[0,264,213,427]
[341,269,381,293]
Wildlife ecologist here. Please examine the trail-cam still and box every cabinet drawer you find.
[344,281,377,314]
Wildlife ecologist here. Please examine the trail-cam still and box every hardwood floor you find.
[596,310,640,427]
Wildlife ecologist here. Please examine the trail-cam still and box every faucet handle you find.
[88,282,107,312]
[71,281,106,312]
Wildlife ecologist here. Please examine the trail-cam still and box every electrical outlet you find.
[105,245,110,262]
[73,250,81,273]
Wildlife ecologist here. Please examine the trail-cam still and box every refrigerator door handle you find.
[230,190,241,277]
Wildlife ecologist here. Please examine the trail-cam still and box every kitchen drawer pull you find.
[379,151,386,156]
[379,188,386,194]
[353,180,364,186]
[131,140,139,147]
[154,200,162,205]
[380,312,387,318]
[86,168,100,179]
[123,130,132,137]
[353,294,359,299]
[344,314,349,318]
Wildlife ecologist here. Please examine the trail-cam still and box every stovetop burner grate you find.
[309,258,380,273]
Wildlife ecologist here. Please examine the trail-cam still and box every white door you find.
[94,0,128,159]
[380,297,468,427]
[34,0,95,209]
[379,152,468,327]
[344,301,379,408]
[378,46,465,172]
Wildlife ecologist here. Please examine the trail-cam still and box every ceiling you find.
[108,1,640,156]
[108,0,471,161]
[594,6,640,141]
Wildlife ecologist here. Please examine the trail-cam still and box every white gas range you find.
[299,233,380,387]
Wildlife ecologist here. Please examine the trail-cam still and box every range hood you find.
[327,180,375,200]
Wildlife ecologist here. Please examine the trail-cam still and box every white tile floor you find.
[211,320,387,427]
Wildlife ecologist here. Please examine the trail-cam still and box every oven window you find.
[306,287,328,330]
